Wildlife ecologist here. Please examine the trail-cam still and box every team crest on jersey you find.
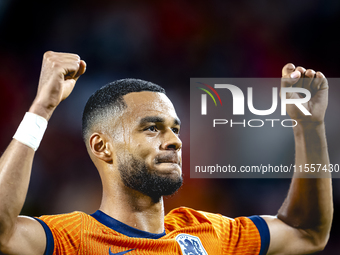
[175,234,208,255]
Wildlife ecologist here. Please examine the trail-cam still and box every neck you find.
[99,185,165,234]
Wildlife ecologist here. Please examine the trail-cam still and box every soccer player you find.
[0,51,333,255]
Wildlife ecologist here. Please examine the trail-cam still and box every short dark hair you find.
[82,78,166,143]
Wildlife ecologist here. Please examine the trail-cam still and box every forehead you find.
[122,91,178,122]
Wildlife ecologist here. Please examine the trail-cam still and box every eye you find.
[145,125,157,132]
[172,127,180,134]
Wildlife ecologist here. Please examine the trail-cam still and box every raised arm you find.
[262,64,333,255]
[0,51,86,255]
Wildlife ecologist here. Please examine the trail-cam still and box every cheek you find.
[111,121,131,146]
[135,139,159,158]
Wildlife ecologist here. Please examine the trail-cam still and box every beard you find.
[117,153,183,203]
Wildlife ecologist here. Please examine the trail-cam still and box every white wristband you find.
[13,112,48,151]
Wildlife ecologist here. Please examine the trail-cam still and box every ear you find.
[89,133,113,163]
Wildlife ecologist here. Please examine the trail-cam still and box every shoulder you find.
[36,211,93,237]
[34,211,89,255]
[165,207,270,255]
[165,207,269,240]
[37,211,86,227]
[165,206,246,222]
[165,206,255,229]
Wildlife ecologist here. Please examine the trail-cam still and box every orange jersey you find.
[35,207,269,255]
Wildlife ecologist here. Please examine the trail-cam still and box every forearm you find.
[0,139,35,239]
[278,122,333,243]
[0,103,53,242]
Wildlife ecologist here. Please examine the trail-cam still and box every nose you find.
[161,129,182,151]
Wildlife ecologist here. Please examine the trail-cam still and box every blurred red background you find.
[1,0,340,254]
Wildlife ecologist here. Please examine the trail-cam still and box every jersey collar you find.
[91,210,166,239]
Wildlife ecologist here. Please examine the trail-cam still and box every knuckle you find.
[296,66,306,72]
[73,53,80,59]
[317,72,327,80]
[282,63,295,75]
[67,53,80,61]
[282,63,295,72]
[43,51,54,59]
[305,69,316,78]
[285,63,295,69]
[50,61,61,69]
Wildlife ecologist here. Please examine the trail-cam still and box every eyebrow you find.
[139,116,181,126]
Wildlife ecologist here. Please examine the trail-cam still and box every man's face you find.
[112,91,183,201]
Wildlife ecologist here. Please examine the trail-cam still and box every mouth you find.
[156,154,180,165]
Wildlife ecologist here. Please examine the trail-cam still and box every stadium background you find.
[0,0,340,254]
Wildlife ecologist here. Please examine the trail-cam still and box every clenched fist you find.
[29,51,86,120]
[281,63,328,124]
